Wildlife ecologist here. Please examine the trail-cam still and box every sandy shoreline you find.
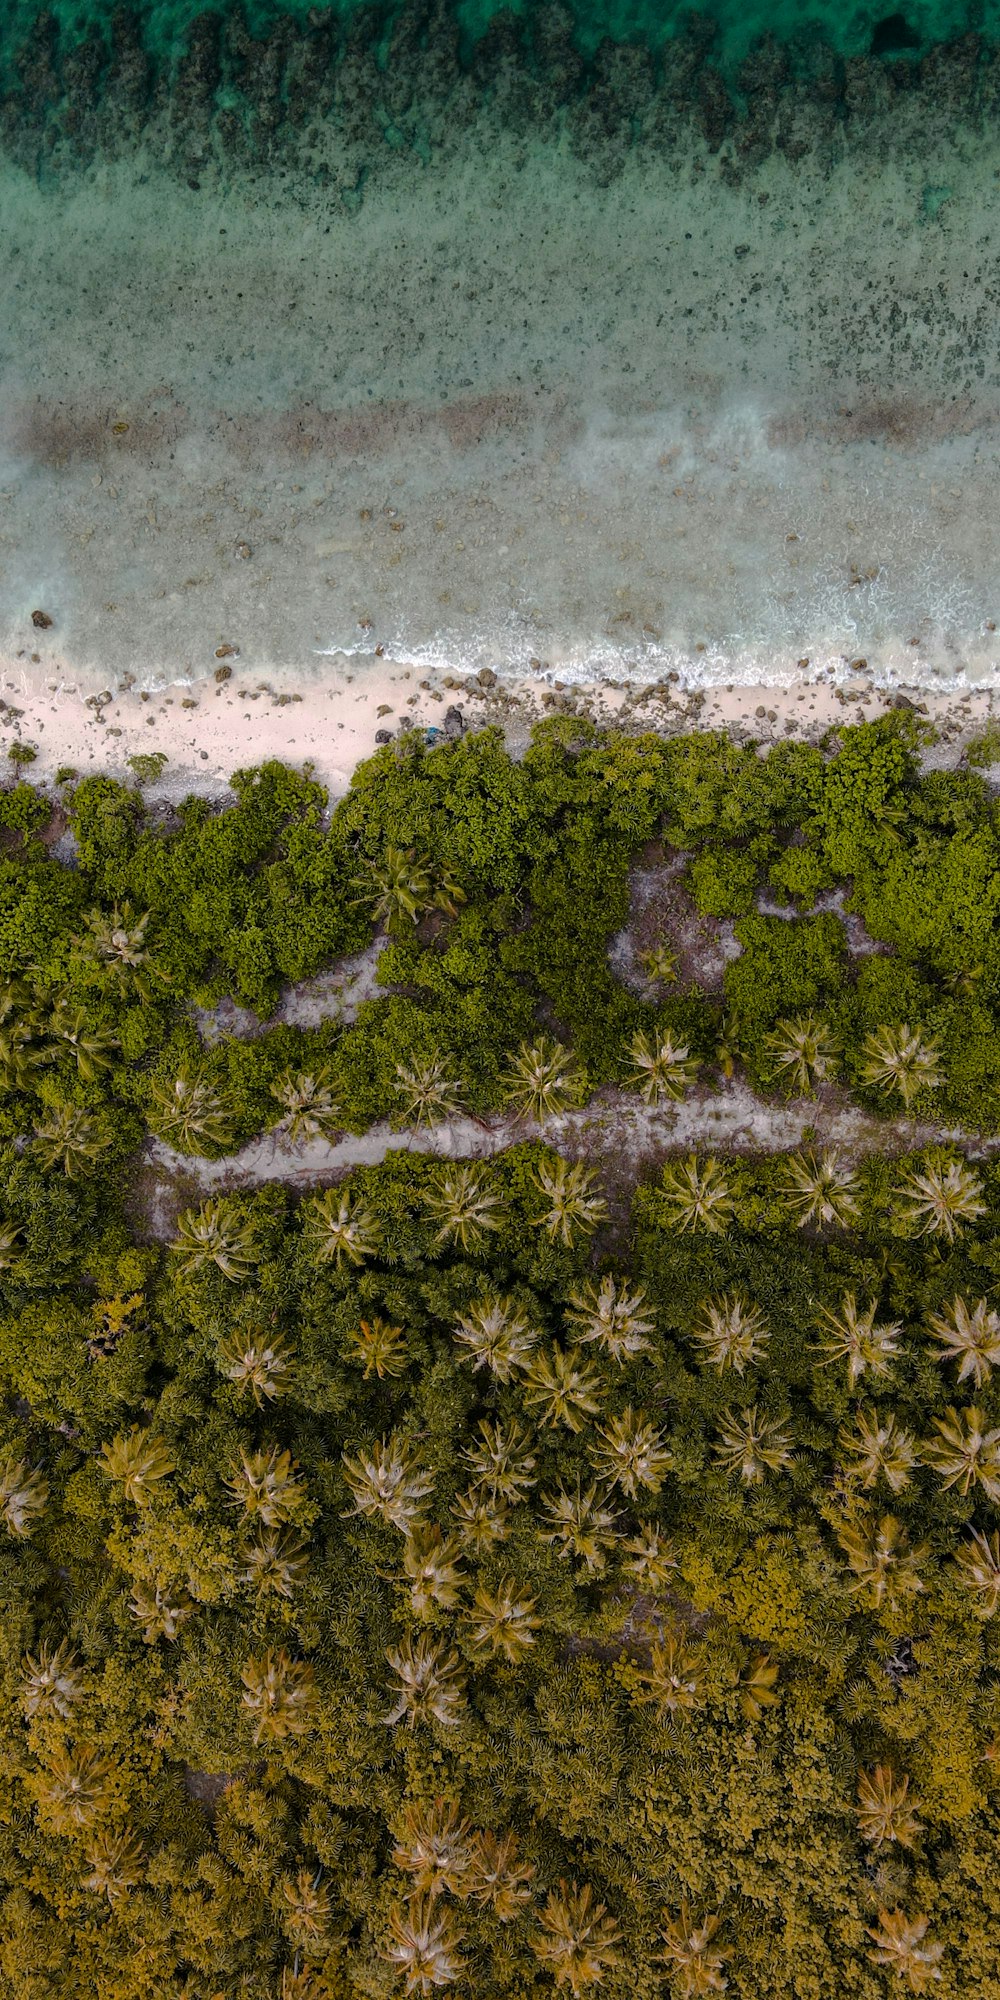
[1,652,995,802]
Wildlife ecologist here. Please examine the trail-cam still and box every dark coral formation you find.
[1,3,998,191]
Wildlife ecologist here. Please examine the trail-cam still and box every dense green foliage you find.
[2,720,1000,1997]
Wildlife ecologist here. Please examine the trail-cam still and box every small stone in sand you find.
[31,609,53,629]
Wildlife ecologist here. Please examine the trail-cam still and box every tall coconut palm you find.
[522,1344,603,1433]
[658,1155,733,1234]
[47,1001,119,1081]
[738,1654,780,1722]
[859,1025,943,1109]
[129,1581,195,1644]
[866,1910,944,1992]
[589,1407,672,1498]
[22,1640,84,1721]
[271,1067,343,1144]
[660,1903,728,1997]
[836,1511,927,1613]
[344,1316,408,1381]
[304,1187,381,1269]
[927,1295,1000,1387]
[813,1293,901,1391]
[81,1827,144,1906]
[32,1106,110,1178]
[714,1407,794,1485]
[227,1445,309,1527]
[0,1456,48,1537]
[36,1743,112,1833]
[640,1635,706,1726]
[764,1013,839,1097]
[385,1894,465,1994]
[342,1435,434,1532]
[424,1164,501,1253]
[531,1882,622,1997]
[779,1148,860,1230]
[99,1428,175,1507]
[529,1158,608,1246]
[281,1869,338,1955]
[402,1524,465,1619]
[565,1274,654,1362]
[450,1485,511,1555]
[149,1069,234,1156]
[538,1480,619,1575]
[690,1292,769,1375]
[359,846,466,929]
[837,1410,922,1495]
[392,1798,473,1897]
[622,1525,679,1593]
[241,1649,317,1745]
[218,1325,295,1404]
[395,1054,464,1130]
[503,1036,585,1123]
[952,1527,1000,1617]
[172,1198,259,1283]
[923,1406,1000,1501]
[81,903,167,998]
[467,1830,535,1922]
[626,1028,700,1106]
[241,1528,309,1602]
[384,1633,468,1729]
[462,1418,537,1504]
[453,1291,537,1381]
[855,1766,923,1850]
[895,1155,986,1243]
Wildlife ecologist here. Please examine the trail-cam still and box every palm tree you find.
[218,1325,295,1403]
[402,1524,465,1618]
[462,1418,538,1504]
[47,1001,118,1081]
[531,1881,622,1996]
[467,1830,535,1921]
[392,1798,473,1897]
[80,1827,144,1905]
[738,1654,779,1722]
[866,1910,944,1992]
[529,1158,608,1245]
[895,1155,986,1243]
[813,1293,901,1391]
[395,1055,464,1130]
[172,1199,259,1283]
[765,1013,839,1097]
[21,1640,84,1721]
[522,1345,603,1433]
[927,1296,1000,1387]
[859,1024,943,1109]
[660,1903,728,1996]
[149,1069,234,1155]
[424,1164,501,1253]
[658,1155,733,1234]
[450,1485,511,1554]
[952,1527,1000,1617]
[626,1028,700,1106]
[836,1511,927,1613]
[565,1274,654,1362]
[622,1525,679,1592]
[241,1528,309,1601]
[0,1019,48,1096]
[384,1633,468,1728]
[453,1290,538,1380]
[129,1581,194,1644]
[779,1148,860,1229]
[304,1187,380,1268]
[715,1407,794,1484]
[344,1316,408,1380]
[99,1428,175,1507]
[81,903,167,998]
[640,943,679,987]
[359,845,465,929]
[589,1407,672,1497]
[342,1435,434,1532]
[923,1406,1000,1500]
[466,1579,540,1663]
[281,1868,338,1955]
[227,1445,309,1526]
[640,1635,706,1726]
[36,1743,112,1832]
[241,1649,317,1745]
[503,1036,585,1123]
[385,1894,465,1994]
[271,1067,343,1144]
[690,1292,769,1375]
[538,1480,620,1574]
[855,1766,923,1850]
[32,1106,110,1177]
[0,1456,48,1537]
[837,1410,921,1495]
